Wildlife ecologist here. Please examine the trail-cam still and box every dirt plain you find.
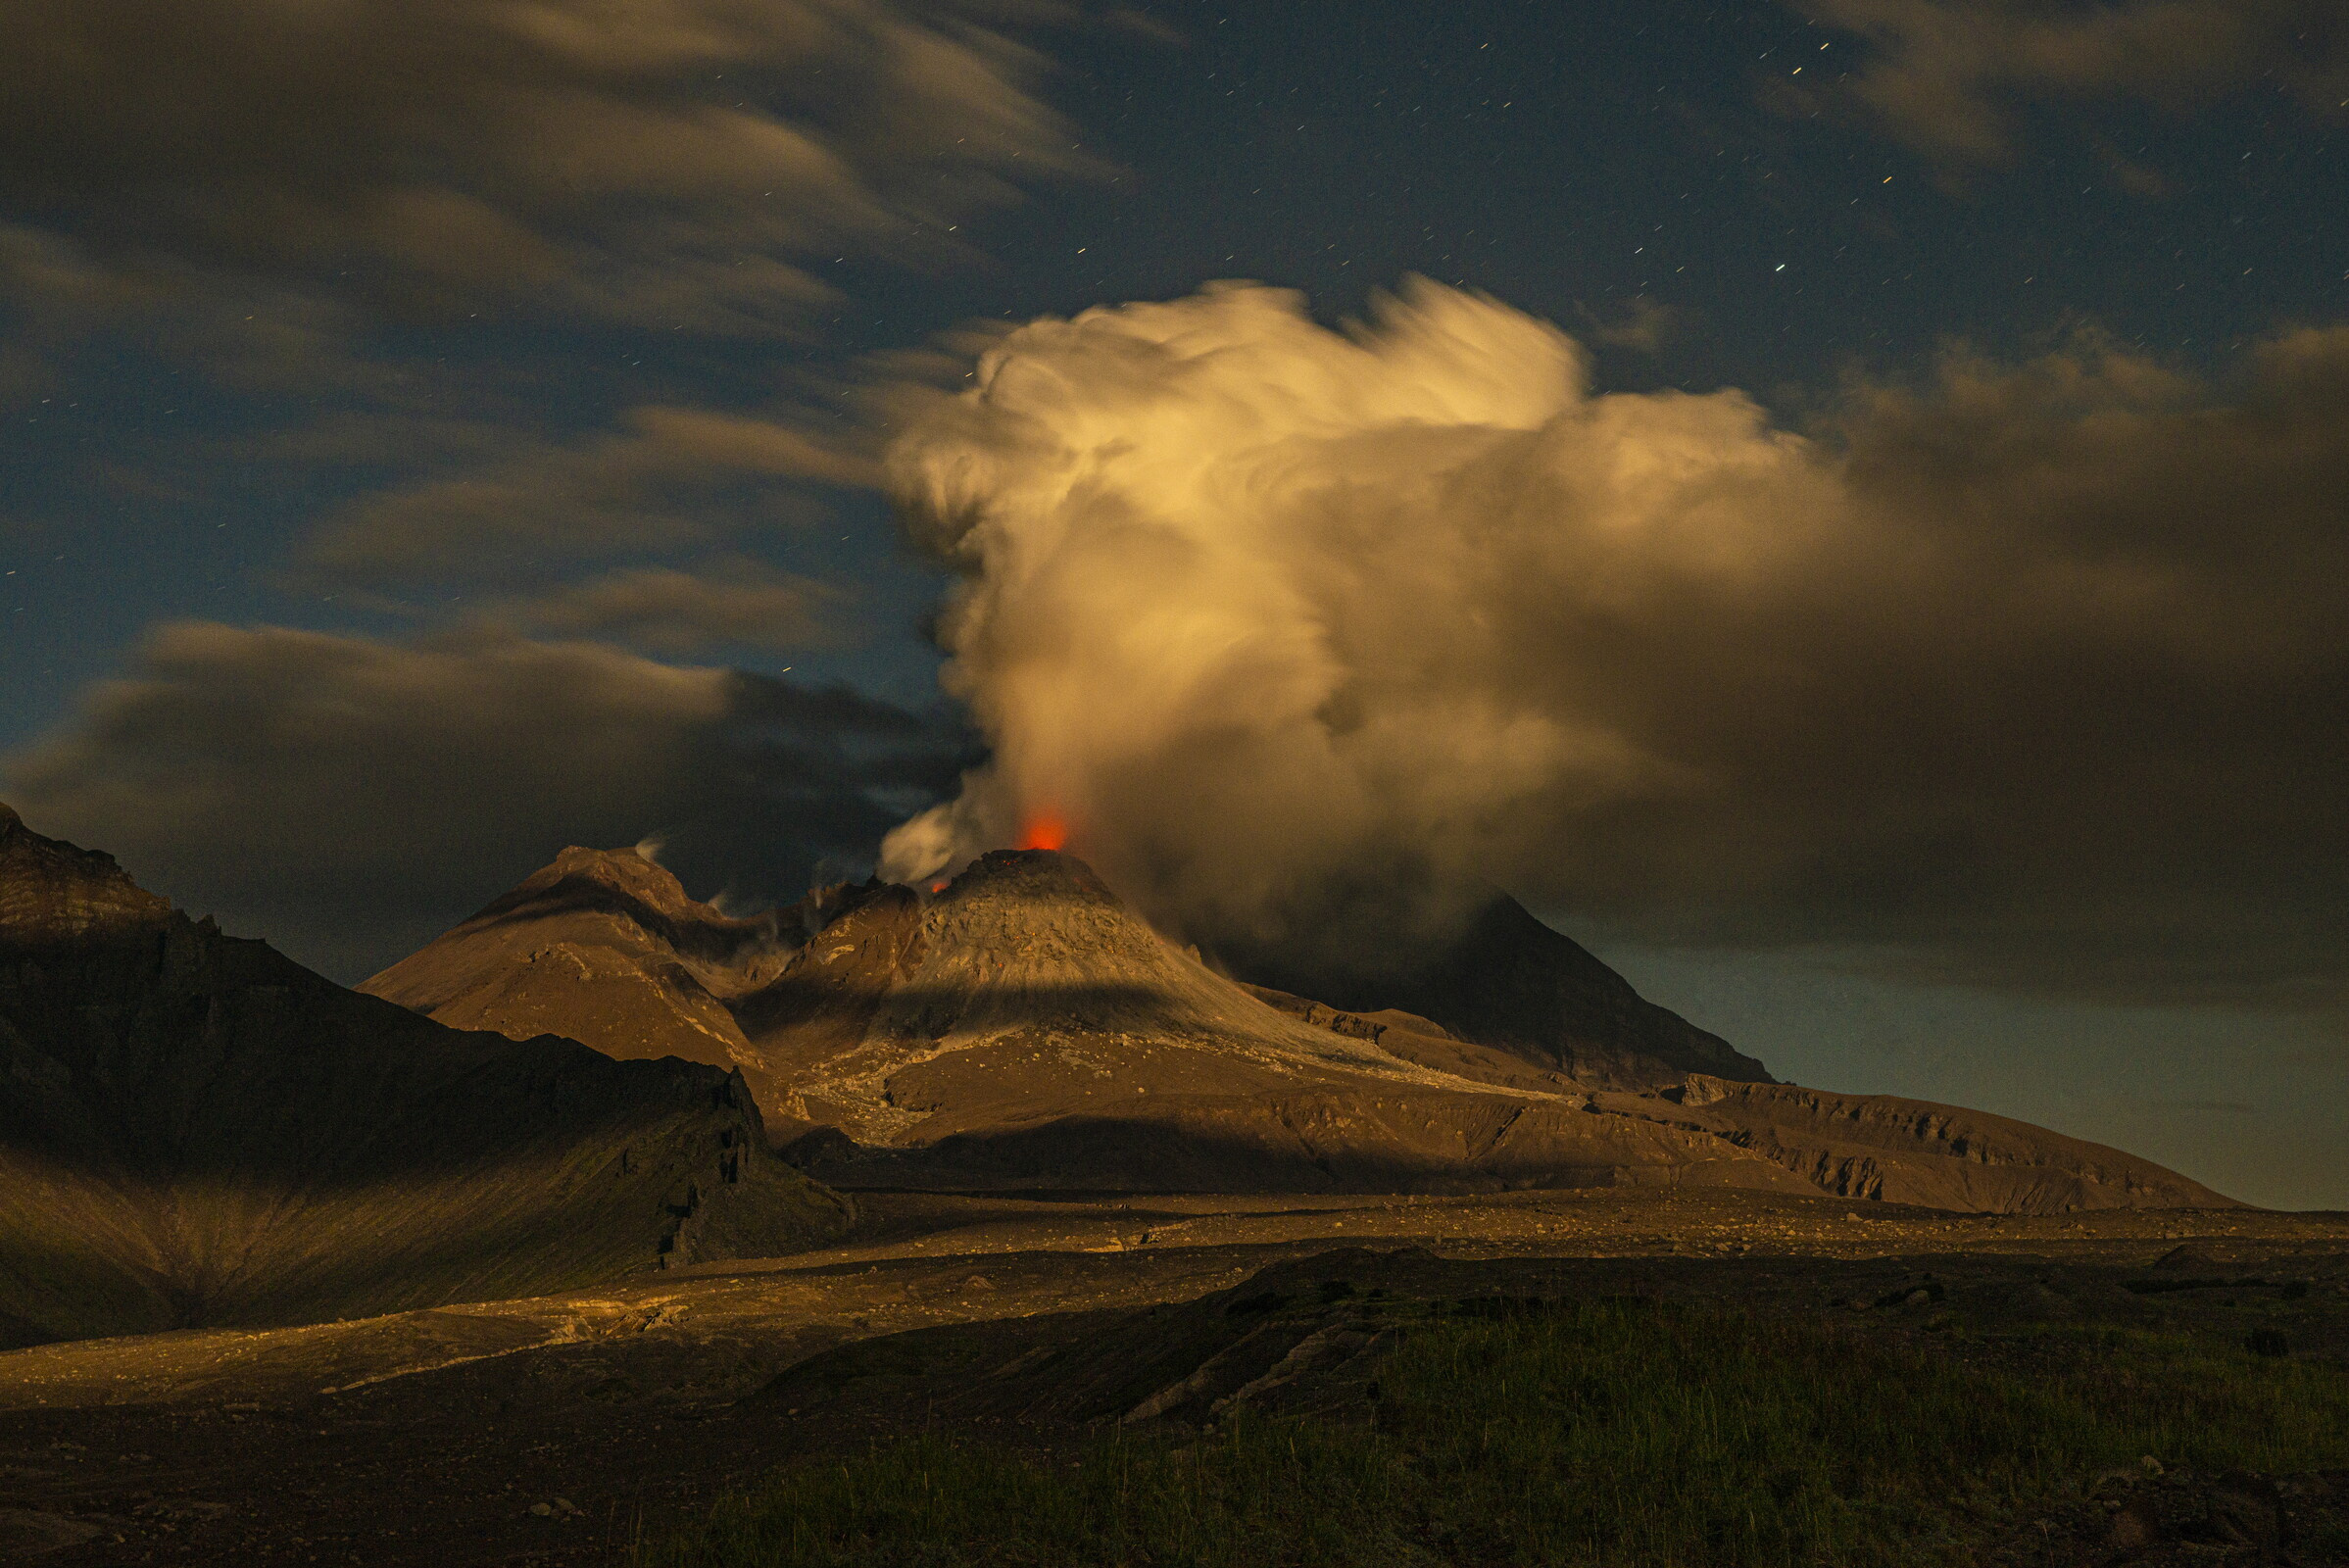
[1,1187,2345,1567]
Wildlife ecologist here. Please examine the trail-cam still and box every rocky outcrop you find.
[0,801,171,944]
[0,808,852,1349]
[1239,999,2233,1212]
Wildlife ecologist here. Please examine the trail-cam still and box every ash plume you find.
[878,280,2349,1007]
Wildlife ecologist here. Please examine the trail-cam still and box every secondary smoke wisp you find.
[878,280,2349,1004]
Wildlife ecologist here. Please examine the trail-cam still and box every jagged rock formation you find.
[373,845,2233,1212]
[1229,893,1774,1090]
[0,808,852,1350]
[0,801,172,941]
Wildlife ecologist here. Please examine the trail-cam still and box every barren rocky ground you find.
[2,1188,2344,1567]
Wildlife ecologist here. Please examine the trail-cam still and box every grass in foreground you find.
[638,1301,2349,1568]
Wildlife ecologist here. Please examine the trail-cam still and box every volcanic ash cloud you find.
[876,279,2349,1004]
[874,279,1830,946]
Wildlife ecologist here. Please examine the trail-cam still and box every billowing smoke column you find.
[877,278,2349,1001]
[876,279,1835,954]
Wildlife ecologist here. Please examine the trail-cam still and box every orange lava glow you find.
[1017,810,1069,852]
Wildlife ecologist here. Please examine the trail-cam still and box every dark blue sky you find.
[10,0,2342,744]
[3,0,2345,1203]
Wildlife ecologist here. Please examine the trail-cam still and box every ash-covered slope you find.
[747,852,1475,1130]
[1671,1076,2231,1213]
[1242,984,2234,1213]
[739,851,1814,1195]
[734,853,2230,1212]
[0,807,851,1350]
[1228,895,1774,1090]
[360,845,807,1105]
[370,846,2237,1212]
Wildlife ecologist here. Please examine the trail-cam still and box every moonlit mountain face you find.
[362,843,808,1096]
[368,844,2236,1213]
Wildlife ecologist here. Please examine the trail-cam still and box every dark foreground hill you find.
[0,805,851,1350]
[369,846,2236,1213]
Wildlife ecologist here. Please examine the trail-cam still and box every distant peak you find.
[557,844,661,872]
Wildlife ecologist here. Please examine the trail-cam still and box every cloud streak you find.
[0,0,1093,332]
[298,406,879,588]
[475,560,847,654]
[877,280,2349,1008]
[1793,0,2349,166]
[3,622,965,978]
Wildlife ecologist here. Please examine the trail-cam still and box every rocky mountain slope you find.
[369,845,2236,1213]
[738,853,1823,1199]
[1232,894,1775,1089]
[0,806,852,1350]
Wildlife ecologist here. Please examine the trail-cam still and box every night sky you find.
[5,0,2345,1204]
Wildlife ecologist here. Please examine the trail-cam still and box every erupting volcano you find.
[366,843,2235,1213]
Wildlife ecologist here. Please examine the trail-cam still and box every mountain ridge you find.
[0,808,852,1349]
[365,845,2239,1214]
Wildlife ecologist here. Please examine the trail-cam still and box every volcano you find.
[371,846,2235,1213]
[0,806,850,1349]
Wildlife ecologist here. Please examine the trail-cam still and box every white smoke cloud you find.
[878,280,2349,1006]
[877,279,1838,934]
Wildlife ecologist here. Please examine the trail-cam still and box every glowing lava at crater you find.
[1017,810,1069,852]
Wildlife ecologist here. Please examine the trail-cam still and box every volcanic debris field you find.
[2,1191,2347,1566]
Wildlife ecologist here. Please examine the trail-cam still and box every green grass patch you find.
[638,1302,2349,1568]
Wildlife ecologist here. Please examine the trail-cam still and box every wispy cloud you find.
[296,406,880,588]
[0,0,1097,336]
[1789,0,2349,169]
